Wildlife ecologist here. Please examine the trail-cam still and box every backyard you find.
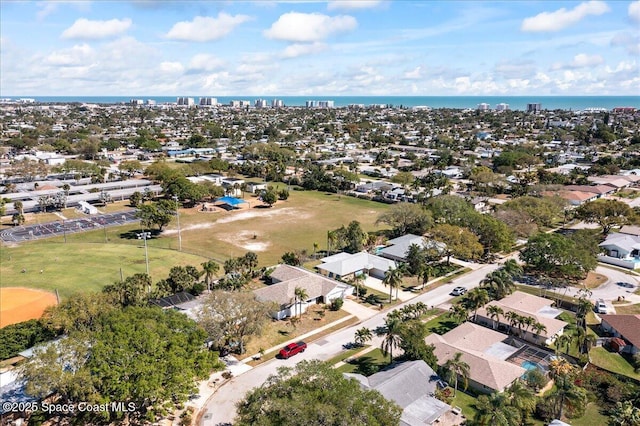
[589,346,640,381]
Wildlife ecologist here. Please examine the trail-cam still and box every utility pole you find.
[173,195,182,251]
[137,231,151,276]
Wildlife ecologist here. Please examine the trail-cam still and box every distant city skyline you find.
[1,0,639,96]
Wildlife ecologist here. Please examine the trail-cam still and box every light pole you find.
[137,231,151,276]
[172,195,182,251]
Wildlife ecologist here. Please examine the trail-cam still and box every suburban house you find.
[345,360,452,426]
[598,227,640,270]
[474,291,568,345]
[425,322,527,394]
[378,234,445,263]
[600,314,640,354]
[253,265,353,320]
[316,252,396,281]
[245,181,267,194]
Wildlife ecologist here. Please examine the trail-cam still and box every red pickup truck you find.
[279,341,307,359]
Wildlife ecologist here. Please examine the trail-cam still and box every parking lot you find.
[0,210,139,243]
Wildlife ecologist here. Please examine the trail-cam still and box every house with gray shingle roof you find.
[253,265,353,320]
[316,252,396,280]
[345,360,451,426]
[379,234,445,263]
[598,232,640,270]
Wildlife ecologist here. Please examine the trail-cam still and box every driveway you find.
[561,265,640,303]
[199,261,499,425]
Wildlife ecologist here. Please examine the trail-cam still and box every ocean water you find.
[5,95,640,111]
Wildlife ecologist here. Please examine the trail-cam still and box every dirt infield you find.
[0,287,58,328]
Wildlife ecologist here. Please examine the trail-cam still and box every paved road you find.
[0,210,138,243]
[200,261,500,425]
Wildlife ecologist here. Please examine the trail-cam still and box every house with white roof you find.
[316,252,396,281]
[599,230,640,270]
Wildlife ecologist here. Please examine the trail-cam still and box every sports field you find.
[0,190,390,297]
[0,287,58,327]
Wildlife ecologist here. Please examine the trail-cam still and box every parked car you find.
[450,286,467,296]
[279,341,307,359]
[595,300,608,314]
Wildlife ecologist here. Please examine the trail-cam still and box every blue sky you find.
[1,0,639,96]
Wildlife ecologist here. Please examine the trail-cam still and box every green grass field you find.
[589,347,640,381]
[1,190,391,296]
[0,242,208,299]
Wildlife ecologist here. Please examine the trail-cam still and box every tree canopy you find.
[430,224,483,263]
[376,202,433,237]
[575,199,636,234]
[21,306,221,424]
[235,360,402,426]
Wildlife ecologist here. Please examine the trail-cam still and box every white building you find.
[177,97,195,107]
[271,99,284,107]
[495,103,509,111]
[254,99,268,108]
[199,97,217,106]
[477,103,490,111]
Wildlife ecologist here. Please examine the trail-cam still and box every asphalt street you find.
[0,210,138,243]
[200,261,501,425]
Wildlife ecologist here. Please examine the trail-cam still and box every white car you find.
[450,287,467,296]
[595,300,608,314]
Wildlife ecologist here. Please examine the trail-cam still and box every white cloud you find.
[610,32,640,54]
[327,0,382,11]
[61,18,132,40]
[45,43,94,66]
[165,13,251,42]
[264,12,357,42]
[403,66,422,80]
[521,1,610,32]
[494,60,536,79]
[629,1,640,22]
[551,53,604,70]
[160,61,184,73]
[37,1,91,21]
[281,42,327,58]
[188,53,225,71]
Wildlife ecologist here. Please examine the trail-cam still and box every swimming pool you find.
[522,360,540,371]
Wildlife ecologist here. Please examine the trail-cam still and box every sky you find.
[1,0,639,96]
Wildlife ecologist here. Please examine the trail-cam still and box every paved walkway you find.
[341,298,380,320]
[364,276,414,301]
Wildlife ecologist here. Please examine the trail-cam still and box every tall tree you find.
[378,316,403,364]
[294,286,309,318]
[430,224,483,264]
[376,202,433,237]
[382,266,403,303]
[201,260,220,292]
[198,290,273,355]
[235,360,402,426]
[474,392,522,426]
[486,305,504,330]
[443,352,470,396]
[466,288,490,322]
[354,327,372,347]
[575,199,635,234]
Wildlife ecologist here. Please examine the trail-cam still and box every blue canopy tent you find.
[215,196,247,210]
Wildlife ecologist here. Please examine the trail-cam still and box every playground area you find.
[0,287,58,328]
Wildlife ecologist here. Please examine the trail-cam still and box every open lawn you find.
[335,348,390,375]
[31,190,391,267]
[580,272,607,289]
[424,310,458,335]
[450,391,478,420]
[240,307,351,360]
[589,347,640,381]
[614,303,640,314]
[570,403,609,426]
[0,242,208,299]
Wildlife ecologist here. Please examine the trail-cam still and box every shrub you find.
[330,298,344,311]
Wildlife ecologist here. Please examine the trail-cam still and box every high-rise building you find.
[271,99,284,108]
[477,103,490,111]
[527,103,542,113]
[495,103,509,111]
[317,100,334,108]
[129,99,144,105]
[199,97,217,106]
[254,99,268,108]
[177,97,195,106]
[306,100,316,108]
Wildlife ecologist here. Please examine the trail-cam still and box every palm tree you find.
[201,260,220,292]
[482,269,514,299]
[522,315,536,336]
[555,333,572,355]
[486,305,504,330]
[466,288,489,322]
[354,327,372,347]
[474,393,521,426]
[312,242,319,259]
[419,264,433,290]
[532,322,547,340]
[350,274,365,299]
[382,266,403,304]
[505,380,537,421]
[504,311,519,335]
[14,200,23,215]
[501,258,523,279]
[379,316,403,364]
[443,352,470,396]
[450,303,469,324]
[294,286,309,318]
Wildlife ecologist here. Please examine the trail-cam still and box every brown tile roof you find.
[600,315,640,348]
